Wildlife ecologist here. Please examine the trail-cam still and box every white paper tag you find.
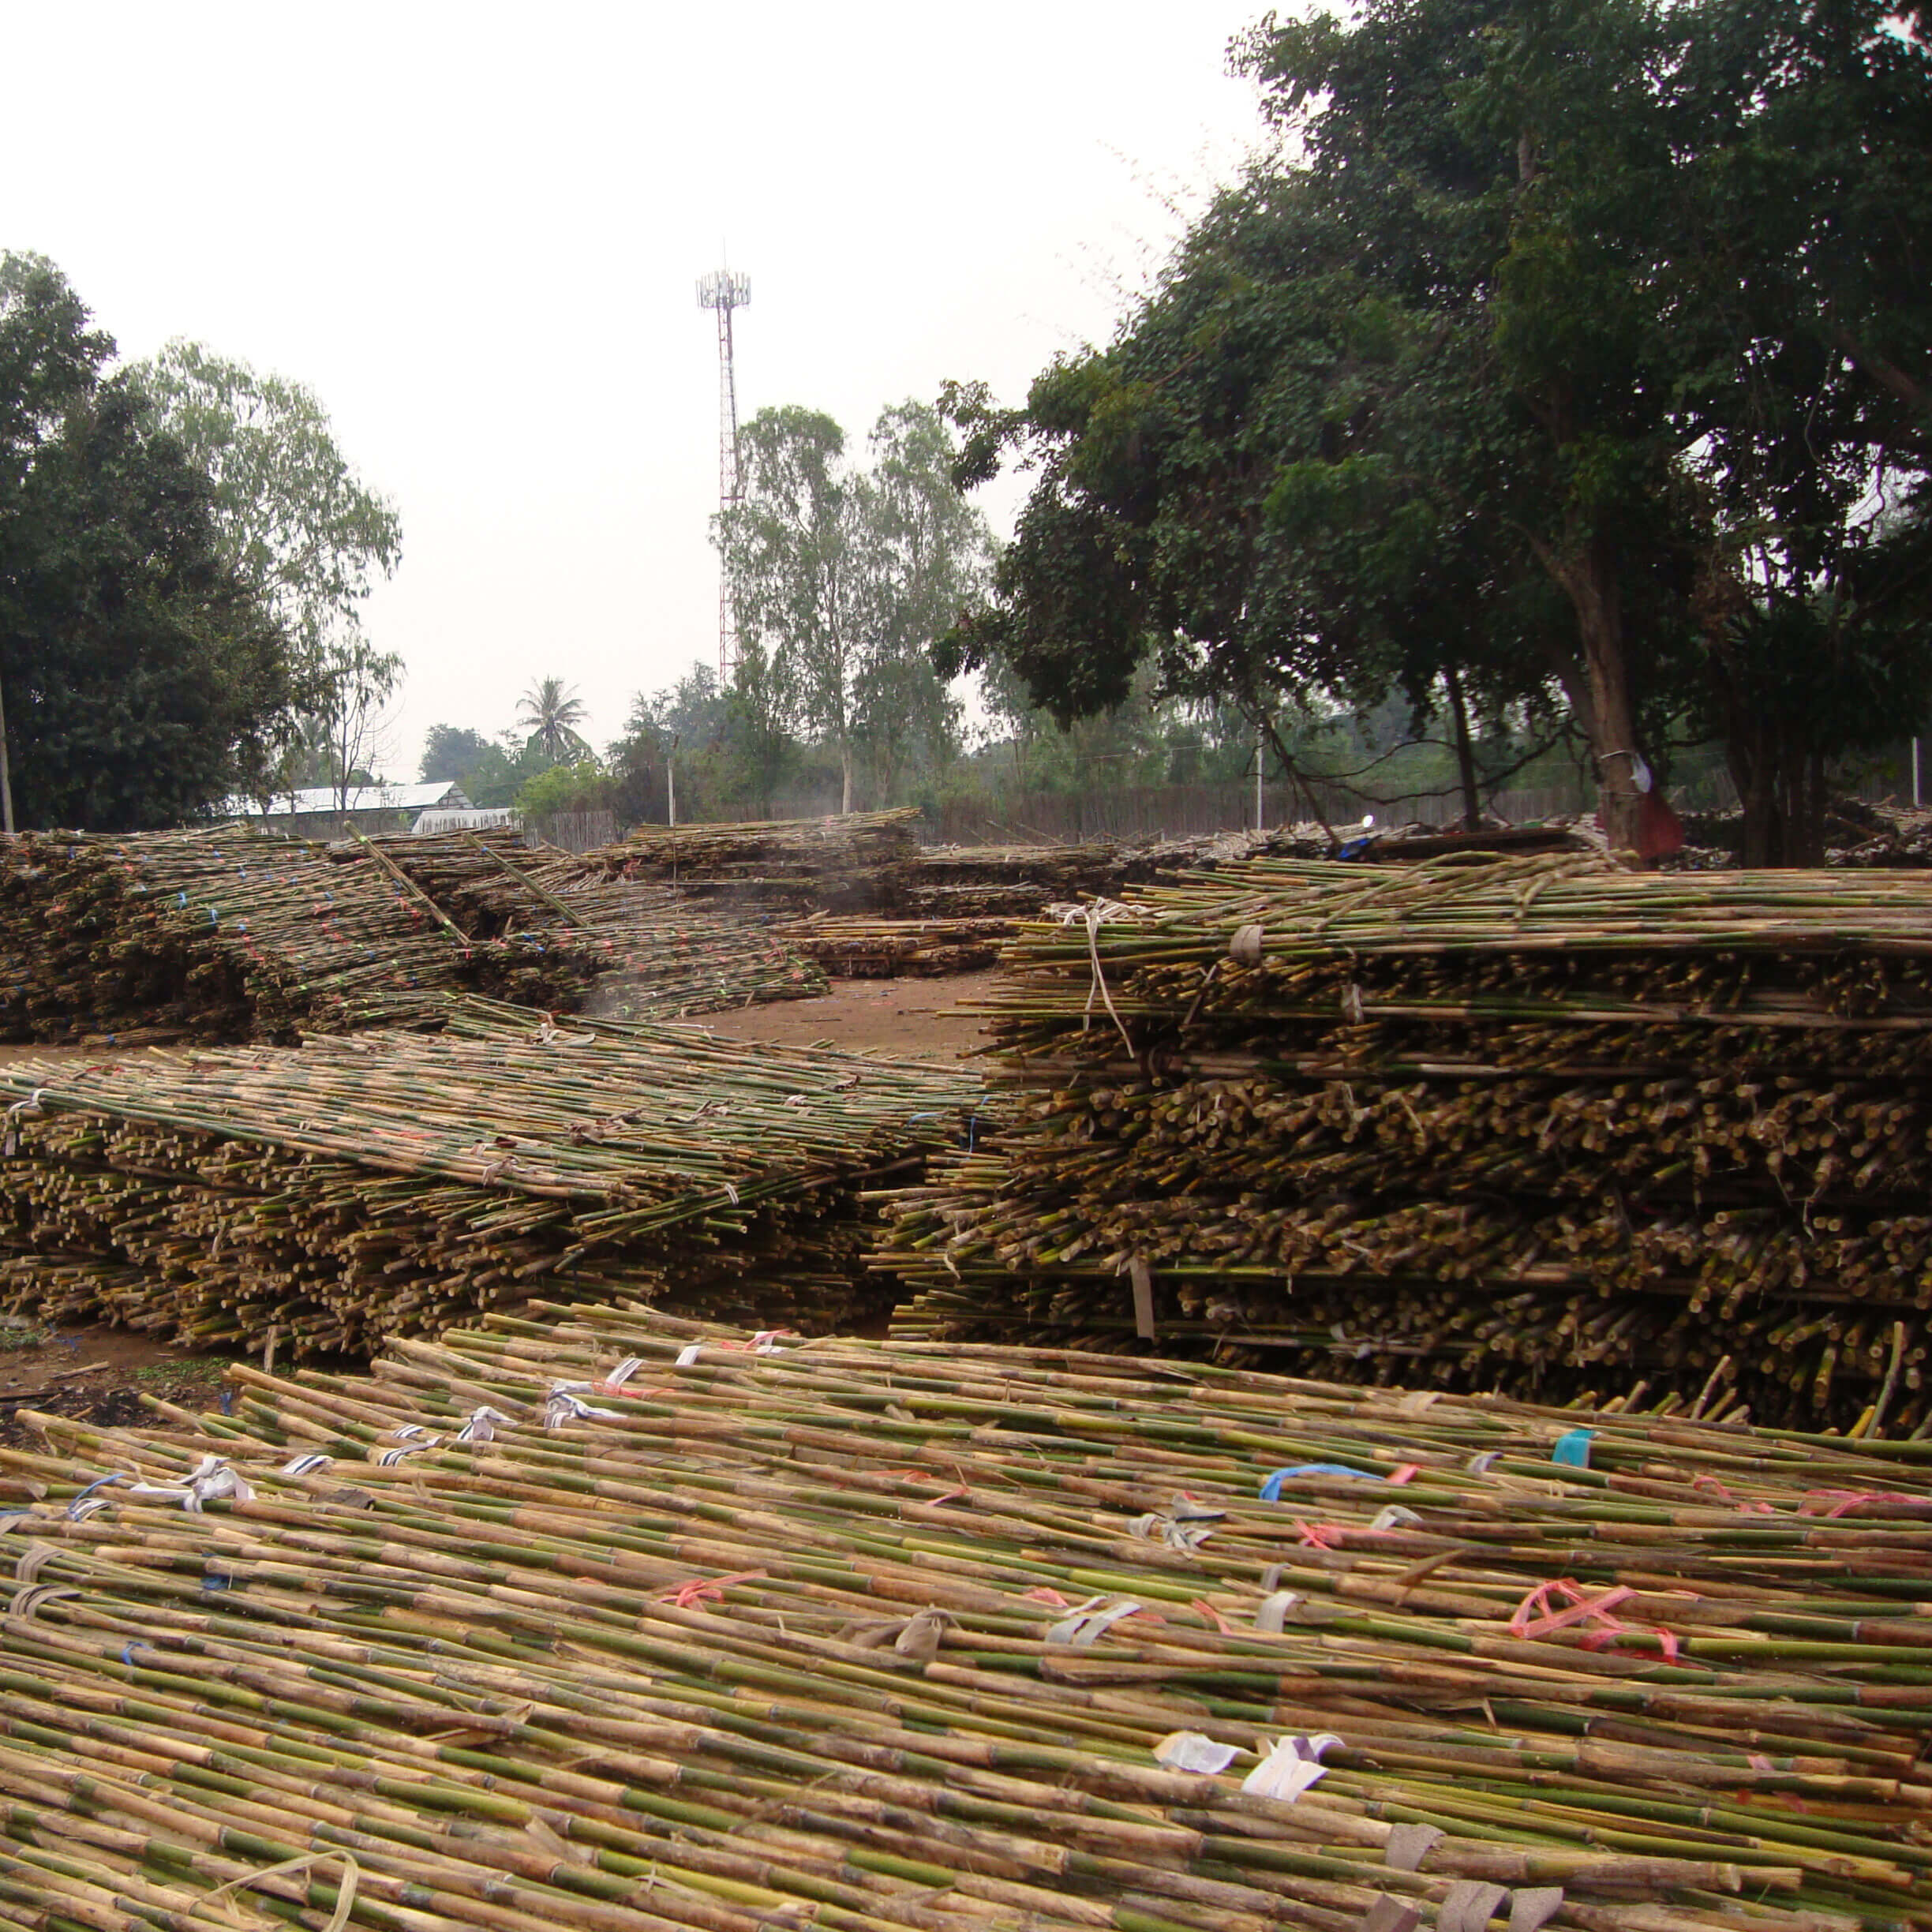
[1241,1732,1341,1802]
[1153,1731,1238,1774]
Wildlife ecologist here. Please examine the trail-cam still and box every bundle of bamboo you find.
[780,912,1016,977]
[0,999,977,1355]
[881,854,1932,1431]
[0,825,828,1046]
[582,811,926,912]
[339,830,831,1013]
[904,841,1127,916]
[2,1302,1931,1930]
[0,824,462,1043]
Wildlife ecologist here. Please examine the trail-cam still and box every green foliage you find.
[419,722,526,808]
[608,663,761,822]
[948,0,1932,861]
[719,399,987,814]
[515,678,589,764]
[130,339,403,809]
[516,754,611,818]
[420,724,496,785]
[417,720,552,810]
[0,253,308,829]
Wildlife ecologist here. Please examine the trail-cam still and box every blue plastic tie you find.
[1551,1428,1595,1468]
[1260,1463,1383,1501]
[66,1473,123,1518]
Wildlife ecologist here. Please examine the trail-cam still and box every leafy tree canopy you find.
[420,724,498,786]
[720,399,989,814]
[0,253,307,829]
[945,0,1931,862]
[131,339,404,809]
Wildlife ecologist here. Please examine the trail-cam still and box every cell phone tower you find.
[697,266,751,683]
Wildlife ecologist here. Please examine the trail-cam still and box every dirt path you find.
[697,968,1000,1063]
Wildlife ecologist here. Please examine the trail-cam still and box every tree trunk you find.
[1533,526,1649,862]
[840,742,854,816]
[1722,701,1826,867]
[1444,664,1482,832]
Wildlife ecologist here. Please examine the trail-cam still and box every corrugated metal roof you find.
[223,782,471,818]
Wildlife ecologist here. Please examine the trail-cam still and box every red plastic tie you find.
[657,1568,767,1609]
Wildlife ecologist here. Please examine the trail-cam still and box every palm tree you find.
[516,678,589,763]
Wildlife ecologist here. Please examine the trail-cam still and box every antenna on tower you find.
[697,265,751,683]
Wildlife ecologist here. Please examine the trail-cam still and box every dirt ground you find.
[0,1321,233,1447]
[0,968,1000,1446]
[696,967,1001,1063]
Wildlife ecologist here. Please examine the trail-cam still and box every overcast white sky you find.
[5,2,1275,775]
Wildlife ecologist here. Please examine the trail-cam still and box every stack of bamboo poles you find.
[336,830,830,1013]
[582,811,926,912]
[0,824,464,1043]
[0,825,827,1046]
[905,842,1128,917]
[340,829,576,938]
[779,912,1016,978]
[3,1304,1932,1929]
[0,998,977,1356]
[881,854,1932,1432]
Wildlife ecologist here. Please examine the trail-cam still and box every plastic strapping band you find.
[1046,1596,1146,1646]
[1254,1589,1301,1633]
[1438,1882,1511,1932]
[1383,1824,1442,1871]
[1260,1463,1381,1500]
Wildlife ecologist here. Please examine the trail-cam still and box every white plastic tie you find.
[1046,1596,1145,1646]
[126,1455,256,1513]
[1241,1732,1341,1803]
[1152,1731,1238,1775]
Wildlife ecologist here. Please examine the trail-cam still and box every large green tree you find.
[131,339,404,809]
[0,254,305,829]
[948,0,1931,862]
[720,400,987,814]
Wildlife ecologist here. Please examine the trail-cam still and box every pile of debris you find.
[1828,800,1932,868]
[0,998,977,1357]
[2,1301,1930,1932]
[883,852,1932,1431]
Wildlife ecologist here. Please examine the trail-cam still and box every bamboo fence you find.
[0,1303,1930,1927]
[0,998,978,1356]
[880,854,1932,1432]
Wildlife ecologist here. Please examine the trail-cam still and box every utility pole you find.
[0,672,15,835]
